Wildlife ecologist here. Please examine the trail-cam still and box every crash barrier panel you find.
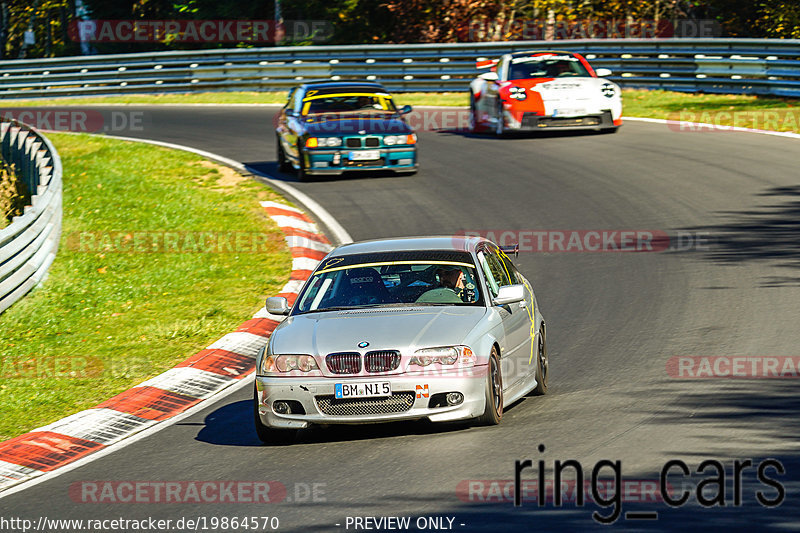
[0,118,62,314]
[0,39,799,98]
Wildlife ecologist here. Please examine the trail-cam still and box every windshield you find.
[302,92,397,115]
[295,252,483,313]
[508,55,590,80]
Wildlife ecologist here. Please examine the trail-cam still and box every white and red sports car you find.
[469,50,622,134]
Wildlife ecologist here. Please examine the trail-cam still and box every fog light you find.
[446,392,464,406]
[333,153,341,165]
[273,401,290,414]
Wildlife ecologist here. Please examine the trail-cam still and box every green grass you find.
[6,88,798,132]
[621,89,800,133]
[0,134,292,441]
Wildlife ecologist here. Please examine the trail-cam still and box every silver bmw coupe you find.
[254,236,548,442]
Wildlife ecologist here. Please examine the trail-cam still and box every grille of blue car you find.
[364,350,401,373]
[315,392,415,416]
[345,138,361,148]
[364,137,380,147]
[326,352,361,374]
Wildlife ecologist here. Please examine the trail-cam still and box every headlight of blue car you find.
[305,137,343,148]
[384,134,417,146]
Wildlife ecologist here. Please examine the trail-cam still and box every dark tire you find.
[532,325,548,395]
[277,138,291,173]
[495,101,505,136]
[253,383,296,444]
[476,348,503,425]
[296,150,309,182]
[600,126,619,134]
[469,92,480,133]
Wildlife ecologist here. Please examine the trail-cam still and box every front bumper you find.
[303,147,417,175]
[255,368,487,429]
[510,110,617,131]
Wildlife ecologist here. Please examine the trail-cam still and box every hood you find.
[506,76,606,99]
[271,306,487,357]
[304,115,412,135]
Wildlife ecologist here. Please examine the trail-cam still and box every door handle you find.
[519,301,527,308]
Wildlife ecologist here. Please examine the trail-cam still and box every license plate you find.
[349,150,381,161]
[554,108,586,117]
[335,381,391,399]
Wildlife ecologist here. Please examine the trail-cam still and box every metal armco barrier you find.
[0,38,798,98]
[0,119,62,314]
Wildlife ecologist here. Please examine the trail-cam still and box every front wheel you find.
[532,325,548,395]
[277,138,291,173]
[476,348,503,425]
[253,383,296,444]
[495,102,506,136]
[469,92,480,133]
[296,150,309,182]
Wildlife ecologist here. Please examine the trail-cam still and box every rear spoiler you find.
[500,244,519,258]
[476,58,499,70]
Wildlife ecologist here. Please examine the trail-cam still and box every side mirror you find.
[479,71,499,81]
[492,284,525,306]
[399,104,413,115]
[266,296,291,316]
[595,68,612,77]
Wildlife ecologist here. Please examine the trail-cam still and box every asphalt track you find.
[3,106,800,531]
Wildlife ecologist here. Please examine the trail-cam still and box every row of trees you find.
[1,0,798,59]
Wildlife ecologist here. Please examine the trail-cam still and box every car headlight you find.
[409,346,475,367]
[305,137,342,148]
[383,134,417,146]
[261,354,319,373]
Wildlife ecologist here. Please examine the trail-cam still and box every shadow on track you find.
[679,184,800,287]
[244,161,412,183]
[435,128,615,140]
[192,393,532,448]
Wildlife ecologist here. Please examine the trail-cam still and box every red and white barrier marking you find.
[0,200,332,492]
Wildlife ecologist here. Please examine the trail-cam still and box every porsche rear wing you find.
[475,58,499,70]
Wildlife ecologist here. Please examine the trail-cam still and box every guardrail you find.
[0,119,62,314]
[0,39,798,98]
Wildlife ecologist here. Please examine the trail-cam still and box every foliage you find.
[0,162,26,228]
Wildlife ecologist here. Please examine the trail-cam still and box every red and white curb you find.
[0,199,333,493]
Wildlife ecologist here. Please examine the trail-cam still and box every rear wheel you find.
[532,325,548,395]
[476,348,503,425]
[253,383,296,444]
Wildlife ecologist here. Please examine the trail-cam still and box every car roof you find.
[328,236,487,257]
[300,80,387,91]
[509,50,577,58]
